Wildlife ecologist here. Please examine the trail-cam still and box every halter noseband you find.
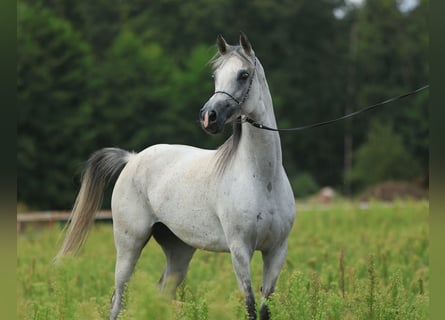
[214,57,257,105]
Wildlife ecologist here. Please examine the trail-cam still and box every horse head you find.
[200,32,258,134]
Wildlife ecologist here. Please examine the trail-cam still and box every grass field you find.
[17,201,429,319]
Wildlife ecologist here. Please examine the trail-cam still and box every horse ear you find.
[239,31,253,56]
[217,34,228,55]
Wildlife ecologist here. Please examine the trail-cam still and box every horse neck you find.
[238,75,283,176]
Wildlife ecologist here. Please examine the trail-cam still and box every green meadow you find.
[17,201,429,319]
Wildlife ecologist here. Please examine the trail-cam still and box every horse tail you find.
[55,148,134,264]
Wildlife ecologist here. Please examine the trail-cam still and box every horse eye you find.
[238,71,249,81]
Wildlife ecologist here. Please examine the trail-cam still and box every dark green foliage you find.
[18,0,428,209]
[291,172,319,198]
[90,29,178,149]
[352,0,428,177]
[348,122,422,189]
[18,3,94,208]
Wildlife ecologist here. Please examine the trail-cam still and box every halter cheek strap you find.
[214,57,257,106]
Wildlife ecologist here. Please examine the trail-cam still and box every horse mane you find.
[214,119,242,175]
[210,46,255,175]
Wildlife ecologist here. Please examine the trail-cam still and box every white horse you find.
[56,32,296,320]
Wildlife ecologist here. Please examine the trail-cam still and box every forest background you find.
[17,0,428,210]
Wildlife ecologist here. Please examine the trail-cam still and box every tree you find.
[17,0,428,208]
[23,0,127,57]
[89,30,216,151]
[348,121,421,190]
[89,29,176,150]
[18,3,94,208]
[350,0,428,181]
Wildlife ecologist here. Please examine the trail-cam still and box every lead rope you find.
[245,84,429,132]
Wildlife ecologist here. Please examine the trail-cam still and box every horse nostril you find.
[209,110,217,122]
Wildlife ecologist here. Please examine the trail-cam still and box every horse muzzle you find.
[199,99,238,134]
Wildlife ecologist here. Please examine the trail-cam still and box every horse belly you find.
[152,190,229,251]
[156,193,228,251]
[139,147,229,252]
[162,215,230,252]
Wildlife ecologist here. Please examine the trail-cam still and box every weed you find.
[17,201,429,319]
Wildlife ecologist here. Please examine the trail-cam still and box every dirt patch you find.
[358,180,428,202]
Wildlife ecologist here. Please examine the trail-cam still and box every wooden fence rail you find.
[17,210,112,233]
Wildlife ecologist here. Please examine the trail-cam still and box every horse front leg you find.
[260,241,288,320]
[230,244,257,320]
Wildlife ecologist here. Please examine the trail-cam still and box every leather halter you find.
[213,57,257,106]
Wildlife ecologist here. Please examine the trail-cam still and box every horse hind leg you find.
[109,206,154,320]
[152,223,196,296]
